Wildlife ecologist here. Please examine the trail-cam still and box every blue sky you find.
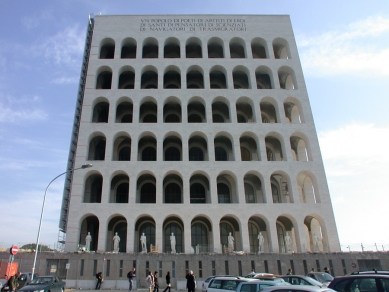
[0,0,388,251]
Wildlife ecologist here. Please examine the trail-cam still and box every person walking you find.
[286,268,293,275]
[9,272,20,292]
[127,268,136,292]
[162,271,171,292]
[185,270,196,292]
[95,272,103,290]
[146,271,154,292]
[153,271,159,292]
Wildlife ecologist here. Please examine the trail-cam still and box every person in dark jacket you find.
[9,272,20,292]
[96,272,103,290]
[162,271,171,292]
[153,271,159,292]
[185,270,196,292]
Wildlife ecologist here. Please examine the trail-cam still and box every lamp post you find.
[31,163,92,279]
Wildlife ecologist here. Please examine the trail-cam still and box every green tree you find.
[21,243,52,251]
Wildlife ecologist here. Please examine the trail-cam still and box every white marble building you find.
[59,14,341,255]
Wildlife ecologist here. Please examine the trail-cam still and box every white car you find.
[236,280,291,292]
[206,276,257,292]
[260,285,336,292]
[202,275,237,292]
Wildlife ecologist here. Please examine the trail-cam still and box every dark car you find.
[328,274,389,292]
[307,273,334,286]
[282,275,324,287]
[18,276,65,292]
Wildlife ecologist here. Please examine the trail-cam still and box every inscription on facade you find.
[139,18,247,32]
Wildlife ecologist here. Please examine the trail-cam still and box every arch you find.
[240,134,259,161]
[188,98,206,123]
[163,174,183,203]
[163,217,184,253]
[220,216,241,251]
[208,37,224,58]
[229,37,246,58]
[141,67,158,89]
[190,173,210,203]
[290,133,311,161]
[118,66,135,89]
[297,171,320,203]
[186,37,202,58]
[273,38,290,59]
[233,66,250,89]
[260,98,279,123]
[79,215,99,251]
[164,100,181,122]
[96,66,112,89]
[248,216,268,253]
[209,66,227,89]
[99,38,115,59]
[88,135,106,160]
[116,99,133,123]
[212,98,230,123]
[113,134,131,161]
[304,214,328,252]
[186,67,204,89]
[256,66,273,89]
[217,172,238,203]
[163,135,182,161]
[92,100,109,123]
[137,174,156,203]
[251,38,268,59]
[276,215,297,253]
[110,173,129,203]
[284,97,304,123]
[139,100,157,123]
[138,135,157,161]
[107,216,127,252]
[83,173,103,203]
[278,66,297,90]
[136,216,156,252]
[191,216,213,253]
[244,172,264,203]
[164,68,181,89]
[143,37,159,58]
[214,134,234,161]
[270,172,292,203]
[236,98,254,123]
[121,37,137,59]
[164,37,180,58]
[189,133,208,161]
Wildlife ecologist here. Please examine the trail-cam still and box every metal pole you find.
[31,164,92,280]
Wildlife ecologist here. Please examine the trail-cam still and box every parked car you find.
[281,275,324,287]
[349,270,389,275]
[18,275,65,292]
[260,285,336,292]
[206,276,256,292]
[245,273,275,278]
[307,273,334,286]
[236,280,291,292]
[203,276,238,292]
[328,274,389,292]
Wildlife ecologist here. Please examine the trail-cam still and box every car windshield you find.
[30,277,52,284]
[315,273,334,282]
[305,277,323,286]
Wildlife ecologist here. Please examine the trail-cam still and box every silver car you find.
[236,280,291,292]
[206,277,257,292]
[259,285,336,292]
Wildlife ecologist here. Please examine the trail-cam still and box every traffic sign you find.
[10,245,18,255]
[66,263,70,269]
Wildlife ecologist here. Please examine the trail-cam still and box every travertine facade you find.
[60,14,341,256]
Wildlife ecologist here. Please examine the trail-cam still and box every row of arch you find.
[96,65,296,90]
[99,36,290,60]
[92,96,303,124]
[81,169,319,205]
[79,213,327,254]
[88,131,311,163]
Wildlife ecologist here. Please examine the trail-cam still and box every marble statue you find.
[228,232,234,251]
[313,234,320,252]
[170,232,176,253]
[113,232,120,252]
[257,232,264,254]
[285,232,292,253]
[140,232,147,253]
[85,232,92,251]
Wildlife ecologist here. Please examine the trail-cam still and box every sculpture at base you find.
[313,234,320,252]
[85,232,92,251]
[257,232,264,254]
[140,232,147,253]
[228,232,234,252]
[285,232,292,253]
[113,232,120,252]
[170,232,176,253]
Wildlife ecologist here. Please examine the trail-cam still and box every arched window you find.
[142,147,156,161]
[276,223,286,253]
[191,223,208,248]
[272,184,280,203]
[165,147,180,161]
[90,178,102,203]
[245,183,256,203]
[164,223,182,253]
[119,147,131,161]
[139,223,155,252]
[189,147,204,161]
[217,183,230,203]
[241,147,251,161]
[220,222,233,247]
[116,183,129,203]
[140,183,156,203]
[215,147,227,161]
[165,183,181,203]
[190,183,206,203]
[248,222,260,253]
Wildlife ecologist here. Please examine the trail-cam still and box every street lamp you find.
[31,163,93,279]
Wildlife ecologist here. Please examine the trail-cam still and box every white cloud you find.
[298,16,389,77]
[21,9,54,30]
[0,94,47,123]
[318,123,389,247]
[51,76,79,84]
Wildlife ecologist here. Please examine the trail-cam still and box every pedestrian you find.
[324,267,330,274]
[153,271,159,292]
[9,272,20,292]
[95,272,103,290]
[311,268,315,272]
[249,269,255,276]
[286,268,292,275]
[185,270,196,292]
[162,271,171,292]
[146,271,154,292]
[127,267,136,292]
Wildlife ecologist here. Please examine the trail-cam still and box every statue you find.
[257,232,264,254]
[285,232,292,253]
[85,232,92,251]
[140,233,147,253]
[170,232,176,253]
[113,232,120,252]
[228,232,234,252]
[313,234,320,252]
